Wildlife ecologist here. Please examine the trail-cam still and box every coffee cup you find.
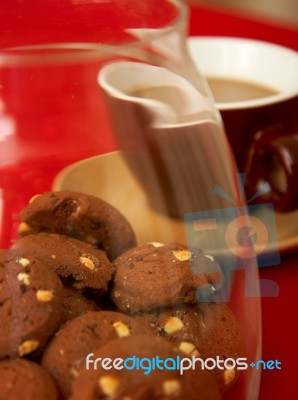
[188,37,298,212]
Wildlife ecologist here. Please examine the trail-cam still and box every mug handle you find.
[245,125,298,212]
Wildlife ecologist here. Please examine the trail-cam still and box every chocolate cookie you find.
[110,242,222,313]
[60,287,99,323]
[0,359,58,400]
[42,311,150,398]
[134,303,246,391]
[11,233,114,294]
[0,256,63,359]
[18,190,137,260]
[71,335,221,400]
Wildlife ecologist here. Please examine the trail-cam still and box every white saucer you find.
[53,151,298,255]
[53,152,186,245]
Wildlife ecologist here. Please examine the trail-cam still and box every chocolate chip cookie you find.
[71,334,221,400]
[0,256,63,359]
[60,287,100,322]
[42,311,150,397]
[11,233,114,294]
[0,359,58,400]
[134,303,246,391]
[18,190,137,260]
[110,242,222,313]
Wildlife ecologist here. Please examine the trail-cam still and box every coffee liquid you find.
[206,77,279,103]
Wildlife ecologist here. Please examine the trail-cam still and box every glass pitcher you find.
[0,1,261,399]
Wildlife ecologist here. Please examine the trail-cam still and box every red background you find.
[1,2,297,398]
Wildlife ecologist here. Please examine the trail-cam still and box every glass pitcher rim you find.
[0,0,188,67]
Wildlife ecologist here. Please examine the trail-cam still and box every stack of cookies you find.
[0,190,246,400]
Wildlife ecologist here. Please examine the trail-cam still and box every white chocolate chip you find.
[51,254,56,259]
[84,235,98,246]
[18,222,32,235]
[204,254,214,262]
[72,283,84,290]
[172,250,192,261]
[162,379,181,396]
[164,317,184,334]
[18,340,40,356]
[179,341,196,355]
[70,367,79,378]
[16,257,30,267]
[224,365,236,386]
[36,290,54,302]
[190,349,200,357]
[17,273,30,286]
[72,205,81,216]
[98,376,119,397]
[113,321,130,338]
[29,194,41,203]
[79,256,95,270]
[149,242,165,248]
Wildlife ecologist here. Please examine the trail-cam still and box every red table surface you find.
[188,3,298,399]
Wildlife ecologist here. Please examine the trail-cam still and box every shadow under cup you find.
[188,37,298,212]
